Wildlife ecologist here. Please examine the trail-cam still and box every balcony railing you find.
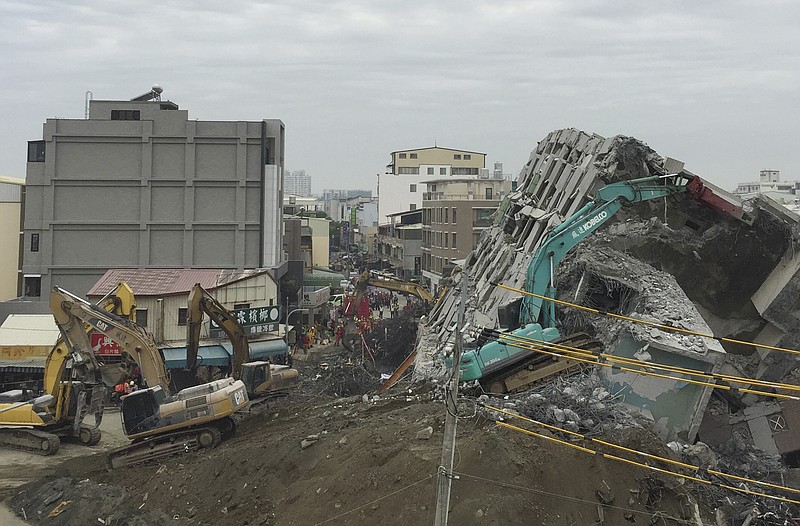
[423,192,505,201]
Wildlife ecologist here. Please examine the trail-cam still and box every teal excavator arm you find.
[456,172,747,386]
[520,173,691,326]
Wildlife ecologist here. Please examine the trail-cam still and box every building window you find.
[452,208,457,223]
[452,233,457,248]
[452,167,478,176]
[427,167,434,175]
[464,154,471,160]
[136,309,148,327]
[444,233,449,248]
[111,110,141,120]
[410,153,417,159]
[440,167,446,175]
[234,303,250,309]
[454,154,462,160]
[430,184,437,192]
[30,233,39,252]
[178,308,188,326]
[27,141,46,162]
[486,188,493,200]
[410,203,417,210]
[23,276,41,298]
[474,208,494,227]
[410,184,417,192]
[398,167,419,174]
[398,153,407,159]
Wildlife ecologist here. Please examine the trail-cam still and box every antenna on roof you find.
[130,84,163,102]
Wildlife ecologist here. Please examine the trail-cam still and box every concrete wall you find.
[0,201,21,301]
[23,100,285,297]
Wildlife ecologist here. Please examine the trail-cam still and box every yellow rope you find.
[487,404,800,504]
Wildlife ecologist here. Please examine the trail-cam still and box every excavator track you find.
[78,426,102,446]
[0,428,61,456]
[106,424,224,469]
[480,333,603,394]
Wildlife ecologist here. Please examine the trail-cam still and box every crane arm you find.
[349,271,434,305]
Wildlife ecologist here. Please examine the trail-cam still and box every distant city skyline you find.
[1,2,798,193]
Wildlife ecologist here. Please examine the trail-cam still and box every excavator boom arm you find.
[186,283,250,380]
[50,287,171,393]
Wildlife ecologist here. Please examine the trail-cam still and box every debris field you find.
[6,128,800,525]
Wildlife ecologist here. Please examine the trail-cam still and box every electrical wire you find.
[486,331,800,402]
[449,470,700,525]
[312,473,435,526]
[484,403,800,498]
[494,282,800,357]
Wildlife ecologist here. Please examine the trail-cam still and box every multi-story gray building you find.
[23,88,286,298]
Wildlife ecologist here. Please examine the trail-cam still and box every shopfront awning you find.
[161,345,232,369]
[0,358,46,373]
[220,339,289,361]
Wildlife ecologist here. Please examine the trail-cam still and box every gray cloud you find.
[1,0,798,191]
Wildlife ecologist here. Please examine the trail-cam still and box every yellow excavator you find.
[186,283,298,397]
[47,286,250,468]
[0,283,136,455]
[341,271,434,352]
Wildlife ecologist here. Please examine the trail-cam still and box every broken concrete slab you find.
[417,127,800,453]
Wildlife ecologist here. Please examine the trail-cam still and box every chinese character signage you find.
[211,306,281,336]
[90,331,123,356]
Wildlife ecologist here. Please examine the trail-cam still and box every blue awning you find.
[220,339,289,361]
[161,345,232,369]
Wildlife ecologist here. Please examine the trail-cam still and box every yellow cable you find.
[490,335,800,402]
[485,404,800,499]
[497,283,800,357]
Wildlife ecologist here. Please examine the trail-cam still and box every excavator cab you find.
[119,386,166,436]
[240,361,299,397]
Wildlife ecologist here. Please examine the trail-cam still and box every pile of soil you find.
[5,356,703,525]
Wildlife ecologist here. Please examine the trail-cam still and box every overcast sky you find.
[2,0,798,193]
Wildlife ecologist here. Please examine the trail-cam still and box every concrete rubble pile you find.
[415,128,800,467]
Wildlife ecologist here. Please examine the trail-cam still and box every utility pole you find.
[434,268,468,526]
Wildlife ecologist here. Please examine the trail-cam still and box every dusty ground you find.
[0,341,714,526]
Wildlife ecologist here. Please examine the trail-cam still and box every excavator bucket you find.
[99,363,128,387]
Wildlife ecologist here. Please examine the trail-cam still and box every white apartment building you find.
[377,147,486,225]
[285,170,312,197]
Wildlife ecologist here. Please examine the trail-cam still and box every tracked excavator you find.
[185,283,298,397]
[458,173,748,393]
[341,271,434,352]
[0,283,136,455]
[47,286,249,468]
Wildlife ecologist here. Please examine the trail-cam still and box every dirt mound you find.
[6,378,702,526]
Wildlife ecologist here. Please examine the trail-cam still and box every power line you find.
[483,403,800,506]
[489,332,800,402]
[450,470,700,525]
[312,473,435,526]
[494,282,800,358]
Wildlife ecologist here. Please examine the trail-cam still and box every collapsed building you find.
[416,128,800,456]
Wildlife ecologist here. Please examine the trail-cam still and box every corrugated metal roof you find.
[0,315,59,346]
[87,268,269,297]
[0,358,46,372]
